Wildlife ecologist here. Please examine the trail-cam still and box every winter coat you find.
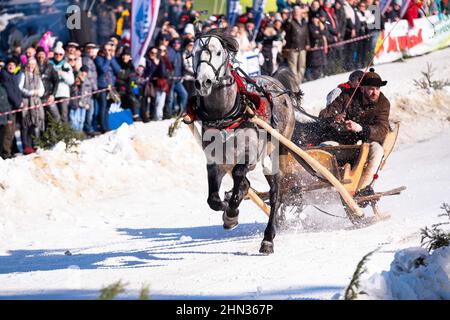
[82,54,98,92]
[167,47,184,78]
[18,72,45,131]
[334,6,347,40]
[116,59,136,95]
[95,55,121,89]
[69,78,93,110]
[307,23,326,68]
[0,69,23,109]
[284,18,310,50]
[50,59,75,98]
[323,8,339,44]
[0,84,12,125]
[38,61,59,100]
[319,89,390,145]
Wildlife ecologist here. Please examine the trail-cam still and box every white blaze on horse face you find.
[192,37,226,96]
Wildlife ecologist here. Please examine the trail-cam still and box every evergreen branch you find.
[139,284,151,300]
[99,280,128,300]
[344,248,378,300]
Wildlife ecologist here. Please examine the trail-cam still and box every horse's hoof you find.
[259,241,274,255]
[222,211,239,230]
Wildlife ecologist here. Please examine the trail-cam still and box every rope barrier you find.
[0,87,111,117]
[282,34,373,53]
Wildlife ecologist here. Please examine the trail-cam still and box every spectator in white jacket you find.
[18,57,45,155]
[50,42,74,123]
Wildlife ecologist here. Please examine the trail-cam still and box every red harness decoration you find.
[231,69,269,122]
[186,69,269,130]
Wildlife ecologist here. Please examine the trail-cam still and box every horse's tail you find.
[272,66,304,113]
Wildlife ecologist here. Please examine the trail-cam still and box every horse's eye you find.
[217,51,221,56]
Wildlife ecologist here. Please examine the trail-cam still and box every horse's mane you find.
[195,28,239,53]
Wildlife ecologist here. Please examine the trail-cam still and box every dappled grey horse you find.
[190,29,302,254]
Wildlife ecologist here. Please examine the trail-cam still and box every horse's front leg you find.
[260,173,282,254]
[206,163,227,211]
[222,164,250,230]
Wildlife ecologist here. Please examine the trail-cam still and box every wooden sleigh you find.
[185,109,405,227]
[248,120,405,226]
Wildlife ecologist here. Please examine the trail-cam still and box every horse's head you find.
[191,30,238,97]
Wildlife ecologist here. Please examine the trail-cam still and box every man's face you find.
[86,47,94,58]
[122,54,131,63]
[26,47,36,58]
[6,62,16,74]
[362,86,381,103]
[67,54,77,68]
[37,51,46,64]
[54,52,64,62]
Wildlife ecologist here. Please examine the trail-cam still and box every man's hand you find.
[345,120,362,133]
[47,95,55,103]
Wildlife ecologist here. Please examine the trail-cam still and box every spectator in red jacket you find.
[403,0,420,28]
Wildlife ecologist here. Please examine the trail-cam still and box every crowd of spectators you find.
[0,0,448,159]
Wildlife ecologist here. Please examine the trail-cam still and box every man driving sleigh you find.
[318,68,390,197]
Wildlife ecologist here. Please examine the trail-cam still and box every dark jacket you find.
[319,89,390,145]
[334,6,347,40]
[167,47,183,78]
[307,23,326,67]
[284,18,310,50]
[0,68,23,109]
[116,59,136,95]
[94,55,121,89]
[38,61,59,100]
[0,84,12,125]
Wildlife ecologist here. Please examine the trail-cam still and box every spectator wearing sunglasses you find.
[50,41,74,123]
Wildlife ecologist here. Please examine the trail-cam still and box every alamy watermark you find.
[66,5,81,30]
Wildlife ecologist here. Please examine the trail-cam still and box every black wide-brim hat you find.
[361,68,387,87]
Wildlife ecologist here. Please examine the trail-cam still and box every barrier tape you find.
[0,87,111,117]
[283,34,373,52]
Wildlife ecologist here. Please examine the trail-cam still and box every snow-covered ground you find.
[0,48,449,300]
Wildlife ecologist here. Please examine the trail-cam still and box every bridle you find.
[191,35,234,86]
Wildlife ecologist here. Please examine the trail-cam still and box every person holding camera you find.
[50,41,74,123]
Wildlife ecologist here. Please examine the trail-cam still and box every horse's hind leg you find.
[206,163,227,211]
[260,172,282,254]
[223,164,250,230]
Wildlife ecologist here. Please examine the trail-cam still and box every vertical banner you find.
[252,0,267,42]
[131,0,161,68]
[227,0,240,26]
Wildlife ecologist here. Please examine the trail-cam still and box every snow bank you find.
[0,121,206,246]
[359,246,450,299]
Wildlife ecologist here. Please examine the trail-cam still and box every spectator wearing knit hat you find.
[50,41,75,123]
